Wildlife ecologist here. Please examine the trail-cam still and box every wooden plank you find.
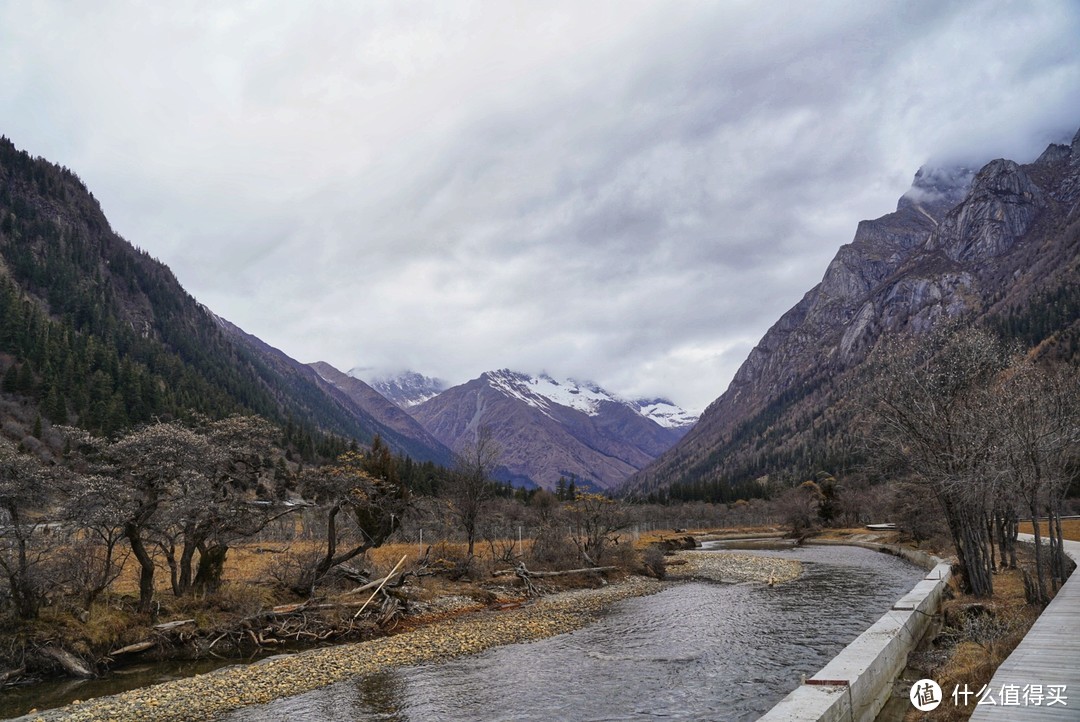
[969,537,1080,720]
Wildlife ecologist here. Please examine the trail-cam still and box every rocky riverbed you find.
[19,553,800,722]
[668,549,802,584]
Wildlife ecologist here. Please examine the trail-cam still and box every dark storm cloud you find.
[1,1,1078,411]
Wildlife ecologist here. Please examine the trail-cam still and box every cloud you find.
[1,1,1078,412]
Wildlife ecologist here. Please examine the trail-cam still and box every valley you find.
[0,7,1079,719]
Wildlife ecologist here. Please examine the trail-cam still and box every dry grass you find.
[904,554,1048,721]
[814,526,905,545]
[1018,518,1080,542]
[630,525,783,549]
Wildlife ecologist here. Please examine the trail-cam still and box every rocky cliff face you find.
[627,128,1080,495]
[409,370,690,490]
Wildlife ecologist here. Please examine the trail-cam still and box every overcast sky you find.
[2,1,1079,412]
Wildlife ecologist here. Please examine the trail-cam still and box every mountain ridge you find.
[0,134,447,463]
[407,369,695,490]
[351,369,447,409]
[626,130,1080,497]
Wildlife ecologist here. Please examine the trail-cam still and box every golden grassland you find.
[1018,518,1080,541]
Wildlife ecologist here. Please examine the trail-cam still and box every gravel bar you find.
[669,550,802,584]
[23,554,801,721]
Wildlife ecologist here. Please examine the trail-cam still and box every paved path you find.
[968,534,1080,721]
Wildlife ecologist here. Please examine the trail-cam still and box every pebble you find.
[668,551,802,584]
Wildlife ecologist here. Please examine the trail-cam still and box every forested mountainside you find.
[626,129,1080,500]
[0,136,442,461]
[409,369,693,491]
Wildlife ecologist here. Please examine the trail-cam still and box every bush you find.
[639,546,667,579]
[527,526,579,570]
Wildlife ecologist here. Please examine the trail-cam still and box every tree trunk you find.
[955,506,993,598]
[1053,502,1068,582]
[1028,499,1048,604]
[193,544,228,596]
[177,541,198,596]
[125,523,156,614]
[307,503,371,593]
[312,503,342,583]
[1046,506,1061,593]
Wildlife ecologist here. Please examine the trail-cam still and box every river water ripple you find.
[224,544,924,721]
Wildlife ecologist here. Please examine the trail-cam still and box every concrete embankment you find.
[759,542,950,722]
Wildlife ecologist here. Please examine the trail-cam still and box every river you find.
[219,543,925,721]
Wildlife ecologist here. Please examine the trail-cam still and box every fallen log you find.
[354,555,408,619]
[270,601,312,615]
[0,666,25,685]
[109,640,155,656]
[492,565,619,578]
[344,563,407,596]
[42,647,94,678]
[154,618,196,632]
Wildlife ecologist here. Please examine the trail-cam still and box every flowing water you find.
[222,544,925,721]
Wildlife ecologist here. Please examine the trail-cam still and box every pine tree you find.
[2,364,18,393]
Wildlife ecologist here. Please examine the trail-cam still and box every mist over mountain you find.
[351,369,448,409]
[626,129,1080,498]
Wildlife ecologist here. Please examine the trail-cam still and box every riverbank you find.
[19,551,800,721]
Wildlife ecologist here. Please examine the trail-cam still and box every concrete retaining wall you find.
[758,544,951,722]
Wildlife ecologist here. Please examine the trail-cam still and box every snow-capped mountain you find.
[629,399,699,430]
[349,369,447,409]
[407,369,696,491]
[482,371,696,430]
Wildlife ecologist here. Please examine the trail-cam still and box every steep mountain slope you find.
[353,369,447,409]
[627,129,1080,497]
[409,370,694,490]
[0,135,443,461]
[307,361,451,464]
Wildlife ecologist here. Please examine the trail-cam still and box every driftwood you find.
[42,647,94,678]
[494,562,619,597]
[344,567,406,596]
[354,555,408,619]
[0,667,25,685]
[109,640,155,656]
[493,565,619,578]
[153,618,195,631]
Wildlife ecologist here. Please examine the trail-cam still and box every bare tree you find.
[61,474,129,611]
[566,493,626,567]
[0,442,55,619]
[447,425,501,557]
[298,450,408,594]
[775,480,825,537]
[868,326,1010,597]
[187,416,287,595]
[994,360,1080,602]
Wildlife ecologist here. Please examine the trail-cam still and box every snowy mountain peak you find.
[350,368,447,409]
[630,398,699,430]
[481,370,696,429]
